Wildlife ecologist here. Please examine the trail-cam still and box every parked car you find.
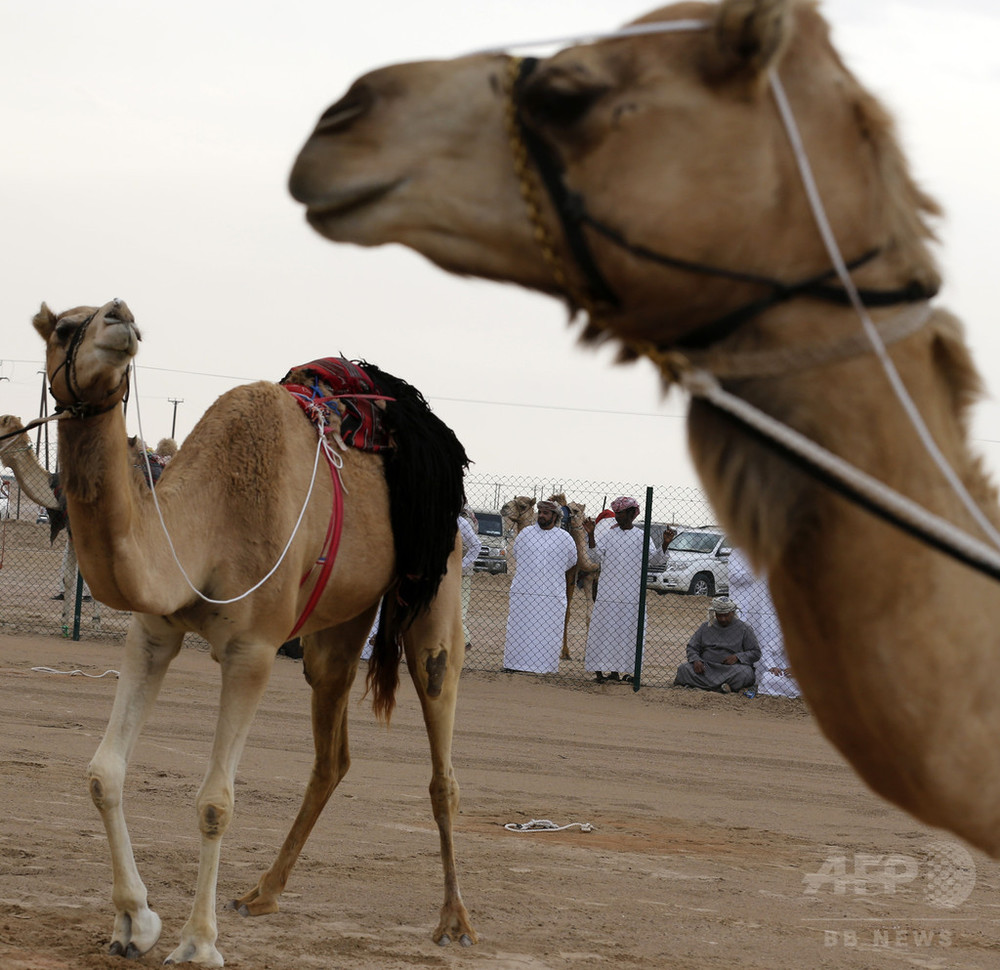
[471,510,508,574]
[645,522,678,580]
[36,509,49,525]
[647,528,730,596]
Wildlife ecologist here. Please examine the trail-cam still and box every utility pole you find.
[168,398,184,439]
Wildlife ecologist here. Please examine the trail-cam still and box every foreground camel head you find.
[289,0,939,354]
[33,300,140,417]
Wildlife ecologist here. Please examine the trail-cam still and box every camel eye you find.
[521,82,605,129]
[54,320,78,342]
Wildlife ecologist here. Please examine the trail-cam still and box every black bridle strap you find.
[577,214,934,349]
[514,58,620,310]
[511,58,938,343]
[48,310,130,420]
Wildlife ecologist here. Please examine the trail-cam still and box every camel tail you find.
[360,361,470,630]
[366,597,402,724]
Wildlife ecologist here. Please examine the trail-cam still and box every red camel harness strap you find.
[286,430,344,640]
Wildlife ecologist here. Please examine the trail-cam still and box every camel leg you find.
[561,570,575,660]
[229,611,373,917]
[583,573,596,631]
[164,640,275,967]
[402,561,477,946]
[87,617,184,959]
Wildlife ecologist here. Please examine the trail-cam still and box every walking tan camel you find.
[287,0,1000,855]
[0,414,101,631]
[32,300,476,964]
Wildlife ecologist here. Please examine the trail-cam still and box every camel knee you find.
[429,774,460,817]
[311,750,350,790]
[87,757,125,811]
[196,790,234,840]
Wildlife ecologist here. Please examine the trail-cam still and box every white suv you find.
[648,528,730,597]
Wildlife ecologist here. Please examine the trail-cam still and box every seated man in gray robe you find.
[674,596,761,693]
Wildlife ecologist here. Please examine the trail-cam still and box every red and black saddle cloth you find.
[280,357,394,452]
[279,353,469,641]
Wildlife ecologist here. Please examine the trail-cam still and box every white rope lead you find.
[769,71,1000,552]
[130,364,332,606]
[31,666,119,678]
[472,19,710,57]
[504,818,594,833]
[676,365,1000,579]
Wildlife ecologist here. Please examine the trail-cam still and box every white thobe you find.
[504,524,578,673]
[726,548,800,697]
[584,526,665,673]
[457,514,482,641]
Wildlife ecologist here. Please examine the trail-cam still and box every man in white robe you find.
[583,496,669,682]
[503,500,578,673]
[727,548,800,697]
[457,509,482,648]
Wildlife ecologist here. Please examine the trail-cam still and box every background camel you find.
[500,494,536,539]
[32,300,476,965]
[286,0,1000,856]
[562,498,599,656]
[0,414,101,632]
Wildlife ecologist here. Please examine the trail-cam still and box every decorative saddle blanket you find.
[280,357,394,452]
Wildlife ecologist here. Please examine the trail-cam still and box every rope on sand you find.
[31,666,119,679]
[504,818,594,833]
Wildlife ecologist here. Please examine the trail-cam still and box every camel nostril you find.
[315,83,373,134]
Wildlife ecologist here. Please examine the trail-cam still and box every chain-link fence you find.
[0,464,799,697]
[460,474,799,697]
[1,469,130,641]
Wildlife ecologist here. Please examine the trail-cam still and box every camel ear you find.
[708,0,792,83]
[32,302,57,340]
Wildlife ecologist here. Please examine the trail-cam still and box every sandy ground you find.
[2,634,1000,970]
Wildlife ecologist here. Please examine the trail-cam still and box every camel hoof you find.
[227,893,279,917]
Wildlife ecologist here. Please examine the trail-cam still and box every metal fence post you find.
[71,569,83,641]
[632,485,655,691]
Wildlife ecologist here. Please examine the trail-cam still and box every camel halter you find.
[503,58,935,345]
[48,306,132,420]
[492,18,1000,580]
[0,305,133,450]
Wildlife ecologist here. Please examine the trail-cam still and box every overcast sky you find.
[2,0,998,497]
